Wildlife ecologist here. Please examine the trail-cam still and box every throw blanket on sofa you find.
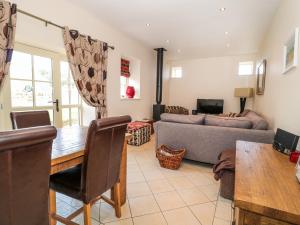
[213,150,235,180]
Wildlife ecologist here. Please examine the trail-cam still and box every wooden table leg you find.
[49,190,57,225]
[111,138,128,205]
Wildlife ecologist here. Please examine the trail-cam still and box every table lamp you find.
[234,88,254,113]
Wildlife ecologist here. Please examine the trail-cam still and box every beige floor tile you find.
[99,201,131,223]
[190,202,216,225]
[163,207,201,225]
[147,179,174,193]
[72,214,101,225]
[104,218,133,225]
[215,200,232,221]
[154,191,186,211]
[177,187,210,205]
[127,170,145,183]
[142,170,165,181]
[168,176,195,190]
[213,218,232,225]
[127,163,140,173]
[161,168,185,178]
[127,182,152,198]
[187,173,216,186]
[198,184,220,201]
[129,195,160,217]
[133,212,167,225]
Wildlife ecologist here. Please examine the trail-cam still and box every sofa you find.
[154,110,275,164]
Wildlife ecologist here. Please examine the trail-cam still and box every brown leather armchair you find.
[0,126,57,225]
[10,110,51,129]
[49,115,131,225]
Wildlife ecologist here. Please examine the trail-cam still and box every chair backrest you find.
[0,126,57,225]
[10,110,51,129]
[81,115,131,203]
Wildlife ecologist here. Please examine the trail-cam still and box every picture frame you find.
[283,27,299,74]
[256,59,267,95]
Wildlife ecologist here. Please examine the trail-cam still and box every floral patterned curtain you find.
[0,1,17,90]
[63,26,108,118]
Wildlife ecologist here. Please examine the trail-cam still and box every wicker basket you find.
[156,145,186,170]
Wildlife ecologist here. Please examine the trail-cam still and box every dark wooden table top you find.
[52,126,87,160]
[235,141,300,225]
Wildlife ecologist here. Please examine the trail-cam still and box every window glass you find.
[11,80,33,107]
[35,81,53,106]
[34,55,52,81]
[10,51,32,79]
[62,108,70,127]
[171,67,183,78]
[238,61,254,75]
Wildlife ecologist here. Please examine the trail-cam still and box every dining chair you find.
[10,110,51,129]
[0,126,57,225]
[49,115,131,225]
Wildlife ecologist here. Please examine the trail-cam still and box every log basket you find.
[156,145,186,170]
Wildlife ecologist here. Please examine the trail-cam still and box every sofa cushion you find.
[204,115,252,129]
[243,111,268,130]
[160,113,205,125]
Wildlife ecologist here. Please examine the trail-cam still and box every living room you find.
[0,1,299,225]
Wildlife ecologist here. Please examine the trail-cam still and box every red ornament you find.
[126,86,135,98]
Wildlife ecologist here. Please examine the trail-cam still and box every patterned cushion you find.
[165,106,189,115]
[127,122,151,146]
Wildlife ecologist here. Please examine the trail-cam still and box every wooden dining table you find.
[51,126,131,206]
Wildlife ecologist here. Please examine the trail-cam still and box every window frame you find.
[1,42,83,129]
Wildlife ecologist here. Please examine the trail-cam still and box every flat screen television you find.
[197,99,224,114]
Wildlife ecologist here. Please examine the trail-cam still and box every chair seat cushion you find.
[50,165,82,200]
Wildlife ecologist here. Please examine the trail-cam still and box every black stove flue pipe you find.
[153,48,166,121]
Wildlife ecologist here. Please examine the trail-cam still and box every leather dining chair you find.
[49,115,131,225]
[0,126,57,225]
[10,110,51,129]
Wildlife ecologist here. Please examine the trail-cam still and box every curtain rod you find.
[17,9,115,50]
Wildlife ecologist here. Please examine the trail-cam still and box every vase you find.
[126,86,135,98]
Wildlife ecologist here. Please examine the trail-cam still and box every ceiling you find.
[69,0,281,60]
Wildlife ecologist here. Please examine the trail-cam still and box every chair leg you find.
[113,182,121,218]
[83,203,91,225]
[49,190,57,225]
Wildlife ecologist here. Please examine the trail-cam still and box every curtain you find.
[63,26,108,118]
[0,1,16,90]
[121,58,130,77]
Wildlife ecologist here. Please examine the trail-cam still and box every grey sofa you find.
[154,111,275,164]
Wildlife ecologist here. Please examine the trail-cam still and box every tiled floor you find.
[56,136,233,225]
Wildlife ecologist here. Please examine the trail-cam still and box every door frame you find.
[0,42,82,130]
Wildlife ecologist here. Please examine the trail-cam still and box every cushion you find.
[243,111,268,130]
[204,115,252,129]
[160,113,205,125]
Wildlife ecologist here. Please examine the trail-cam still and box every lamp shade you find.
[234,88,254,98]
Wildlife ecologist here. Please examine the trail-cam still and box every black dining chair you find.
[0,126,57,225]
[49,115,131,225]
[10,110,51,129]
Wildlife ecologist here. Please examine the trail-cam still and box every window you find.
[171,67,183,78]
[238,61,254,75]
[60,61,81,127]
[10,51,53,108]
[120,76,129,98]
[120,57,141,99]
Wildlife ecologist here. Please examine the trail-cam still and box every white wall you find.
[255,0,300,135]
[3,0,155,126]
[165,55,257,113]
